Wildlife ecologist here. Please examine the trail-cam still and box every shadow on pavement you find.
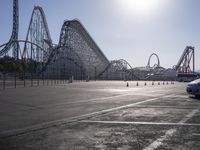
[189,95,200,100]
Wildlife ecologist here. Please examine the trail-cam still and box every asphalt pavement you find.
[0,81,200,150]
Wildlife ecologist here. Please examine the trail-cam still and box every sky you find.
[0,0,199,70]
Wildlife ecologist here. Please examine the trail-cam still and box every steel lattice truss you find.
[56,19,110,79]
[0,1,190,81]
[175,46,195,73]
[0,0,19,59]
[147,53,160,69]
[0,1,134,80]
[97,59,139,80]
[36,19,112,79]
[44,46,86,79]
[132,53,176,80]
[23,6,52,63]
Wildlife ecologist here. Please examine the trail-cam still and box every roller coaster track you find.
[97,59,139,80]
[0,0,19,59]
[0,1,111,78]
[39,45,86,75]
[0,1,183,80]
[147,53,160,68]
[175,46,195,73]
[38,19,111,76]
[0,0,177,81]
[59,19,109,65]
[22,6,52,62]
[45,19,110,78]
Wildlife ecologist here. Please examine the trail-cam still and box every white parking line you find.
[55,93,133,105]
[42,93,136,107]
[143,109,199,150]
[192,133,200,136]
[42,91,162,107]
[0,95,171,138]
[80,120,200,126]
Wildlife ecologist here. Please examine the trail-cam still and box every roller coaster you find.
[0,0,197,81]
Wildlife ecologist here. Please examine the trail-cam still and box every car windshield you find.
[190,78,200,84]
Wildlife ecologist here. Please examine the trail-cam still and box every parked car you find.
[177,73,198,82]
[187,79,200,97]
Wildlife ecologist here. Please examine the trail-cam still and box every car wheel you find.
[195,95,200,99]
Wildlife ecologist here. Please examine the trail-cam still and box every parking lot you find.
[0,81,200,150]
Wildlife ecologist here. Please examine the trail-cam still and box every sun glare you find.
[118,0,161,16]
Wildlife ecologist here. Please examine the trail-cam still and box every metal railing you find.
[0,72,83,90]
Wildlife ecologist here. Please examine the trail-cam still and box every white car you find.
[187,79,200,97]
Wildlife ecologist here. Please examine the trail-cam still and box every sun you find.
[118,0,161,15]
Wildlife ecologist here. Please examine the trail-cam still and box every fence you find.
[0,72,81,90]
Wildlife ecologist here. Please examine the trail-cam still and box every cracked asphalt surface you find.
[0,81,200,150]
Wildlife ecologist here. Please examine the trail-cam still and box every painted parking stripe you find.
[0,95,172,138]
[143,109,199,150]
[80,120,200,126]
